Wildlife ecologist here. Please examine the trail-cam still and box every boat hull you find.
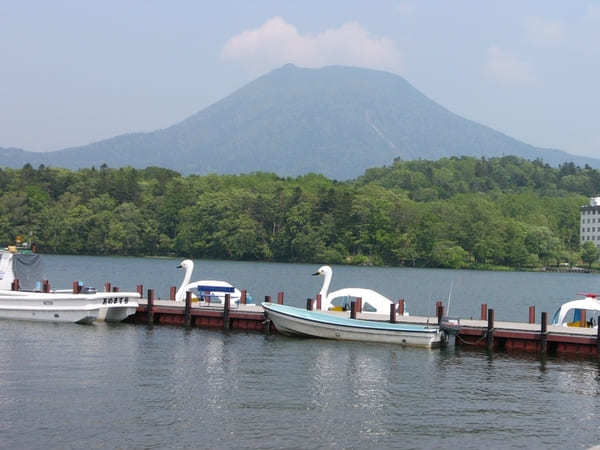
[263,303,441,348]
[97,305,138,322]
[0,306,99,324]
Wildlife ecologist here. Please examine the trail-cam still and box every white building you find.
[580,197,600,247]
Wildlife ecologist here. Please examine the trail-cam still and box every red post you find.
[277,292,284,305]
[356,297,362,313]
[72,281,80,294]
[170,286,176,301]
[240,290,247,305]
[528,306,535,324]
[480,303,488,321]
[390,303,396,323]
[11,279,20,291]
[398,299,405,316]
[112,286,120,292]
[435,300,442,315]
[105,282,111,292]
[437,304,444,326]
[350,301,357,319]
[42,280,50,293]
[137,284,143,297]
[316,294,322,310]
[580,309,587,327]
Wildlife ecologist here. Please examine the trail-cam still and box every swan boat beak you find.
[312,271,320,276]
[176,264,182,269]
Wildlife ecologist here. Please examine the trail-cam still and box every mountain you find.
[1,64,599,179]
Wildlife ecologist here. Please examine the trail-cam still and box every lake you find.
[1,255,599,449]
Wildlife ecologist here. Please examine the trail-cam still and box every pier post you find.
[435,301,442,315]
[316,294,322,310]
[390,303,396,323]
[137,284,143,297]
[481,303,487,321]
[356,297,362,313]
[398,299,405,316]
[42,280,50,293]
[147,289,155,325]
[72,281,80,294]
[11,279,19,291]
[540,312,548,354]
[487,308,495,351]
[184,291,192,327]
[580,310,587,328]
[240,290,247,305]
[112,286,119,292]
[170,286,176,301]
[265,295,271,303]
[350,301,357,319]
[105,282,111,292]
[437,304,444,326]
[528,306,535,324]
[277,292,284,305]
[306,298,313,310]
[223,294,231,330]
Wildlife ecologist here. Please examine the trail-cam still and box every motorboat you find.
[551,293,600,328]
[0,243,139,323]
[262,302,441,348]
[0,289,139,324]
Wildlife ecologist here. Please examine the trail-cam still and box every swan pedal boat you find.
[551,293,600,328]
[0,289,140,324]
[262,303,442,348]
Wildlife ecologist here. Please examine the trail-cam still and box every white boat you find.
[0,245,139,323]
[262,302,441,348]
[551,293,600,328]
[175,259,252,305]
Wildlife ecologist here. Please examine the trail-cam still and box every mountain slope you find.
[1,64,598,179]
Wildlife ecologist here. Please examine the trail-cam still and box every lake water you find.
[1,255,599,449]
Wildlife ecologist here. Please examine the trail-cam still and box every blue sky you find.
[1,1,599,159]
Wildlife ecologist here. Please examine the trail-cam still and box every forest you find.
[1,156,599,270]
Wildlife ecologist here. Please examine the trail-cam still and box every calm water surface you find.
[1,255,599,449]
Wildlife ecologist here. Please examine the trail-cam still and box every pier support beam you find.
[147,289,155,325]
[540,312,548,354]
[529,306,535,324]
[487,308,495,351]
[223,294,231,330]
[184,291,192,327]
[437,304,445,326]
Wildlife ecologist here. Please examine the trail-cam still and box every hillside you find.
[1,64,599,179]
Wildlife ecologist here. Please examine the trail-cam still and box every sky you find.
[1,0,599,159]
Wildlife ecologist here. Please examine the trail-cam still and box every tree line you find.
[1,156,598,269]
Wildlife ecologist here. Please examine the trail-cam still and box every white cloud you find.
[524,17,566,46]
[484,45,535,85]
[221,17,403,74]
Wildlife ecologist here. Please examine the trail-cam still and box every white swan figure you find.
[312,265,399,314]
[176,259,243,304]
